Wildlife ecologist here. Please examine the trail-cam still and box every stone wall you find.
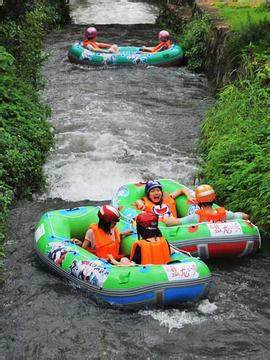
[164,1,237,88]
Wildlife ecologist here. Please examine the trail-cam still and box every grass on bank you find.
[213,1,270,31]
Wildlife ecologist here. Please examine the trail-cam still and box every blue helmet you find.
[145,180,162,196]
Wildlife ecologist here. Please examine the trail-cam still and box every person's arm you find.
[71,238,82,246]
[163,216,181,226]
[96,42,114,48]
[226,210,249,221]
[82,228,95,251]
[139,46,153,52]
[163,213,199,226]
[120,229,133,240]
[136,199,146,210]
[108,254,120,265]
[94,42,118,53]
[90,47,112,53]
[170,188,193,201]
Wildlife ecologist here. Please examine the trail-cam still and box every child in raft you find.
[139,30,172,53]
[82,27,118,53]
[163,184,249,226]
[129,212,175,265]
[110,212,175,266]
[136,180,192,219]
[82,205,133,264]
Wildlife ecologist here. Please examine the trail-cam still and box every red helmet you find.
[136,213,158,229]
[85,27,97,39]
[195,184,216,203]
[158,30,170,42]
[98,205,120,223]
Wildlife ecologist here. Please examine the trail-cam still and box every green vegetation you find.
[180,12,212,72]
[215,3,270,31]
[199,29,270,236]
[225,20,270,77]
[0,1,70,265]
[177,2,270,236]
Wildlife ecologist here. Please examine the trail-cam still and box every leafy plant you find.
[0,0,70,256]
[200,51,270,236]
[180,12,212,72]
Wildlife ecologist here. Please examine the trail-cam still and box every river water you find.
[1,1,270,359]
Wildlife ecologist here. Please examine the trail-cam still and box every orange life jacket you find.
[142,192,177,218]
[195,207,227,223]
[82,39,102,50]
[130,237,171,265]
[152,40,171,53]
[89,224,120,260]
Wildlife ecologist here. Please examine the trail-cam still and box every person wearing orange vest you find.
[82,205,132,263]
[136,180,192,219]
[82,27,118,53]
[163,184,249,226]
[140,30,172,53]
[129,213,173,265]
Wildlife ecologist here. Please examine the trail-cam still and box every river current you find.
[1,1,270,359]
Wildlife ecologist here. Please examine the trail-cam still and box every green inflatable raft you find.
[68,42,184,67]
[112,179,261,259]
[34,206,212,308]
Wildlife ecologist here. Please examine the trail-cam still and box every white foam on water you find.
[140,308,207,332]
[70,0,158,25]
[197,299,218,314]
[140,300,218,332]
[40,128,198,201]
[42,157,140,201]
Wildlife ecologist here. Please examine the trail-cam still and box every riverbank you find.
[161,0,270,236]
[0,0,70,267]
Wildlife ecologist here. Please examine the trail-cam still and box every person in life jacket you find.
[163,184,249,226]
[136,180,192,219]
[139,30,172,53]
[82,205,133,264]
[82,27,118,53]
[129,213,174,265]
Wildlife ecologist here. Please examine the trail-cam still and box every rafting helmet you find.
[195,184,216,203]
[98,205,120,223]
[158,30,170,42]
[145,180,162,196]
[85,27,97,39]
[136,213,158,229]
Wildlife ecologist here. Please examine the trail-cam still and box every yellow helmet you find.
[195,184,216,203]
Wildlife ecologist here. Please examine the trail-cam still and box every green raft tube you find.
[68,42,184,67]
[112,179,261,260]
[34,206,212,308]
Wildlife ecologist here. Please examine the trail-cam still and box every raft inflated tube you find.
[68,43,184,67]
[112,179,261,260]
[34,206,212,308]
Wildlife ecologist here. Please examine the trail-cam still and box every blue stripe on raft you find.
[164,284,205,303]
[99,284,206,306]
[100,291,154,305]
